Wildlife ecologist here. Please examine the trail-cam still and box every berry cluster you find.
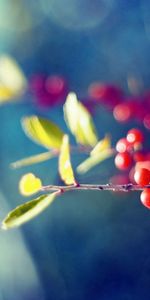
[28,76,150,209]
[29,76,150,131]
[88,82,150,129]
[114,128,150,209]
[115,128,143,170]
[134,168,150,209]
[30,74,68,107]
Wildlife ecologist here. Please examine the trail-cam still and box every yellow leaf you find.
[90,135,111,156]
[0,55,27,102]
[77,149,113,174]
[59,135,75,185]
[64,92,98,146]
[19,173,42,196]
[22,116,64,150]
[2,192,57,229]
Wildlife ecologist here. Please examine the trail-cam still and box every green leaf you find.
[10,151,55,169]
[77,149,113,174]
[2,192,58,229]
[59,135,75,185]
[22,116,64,150]
[64,92,98,147]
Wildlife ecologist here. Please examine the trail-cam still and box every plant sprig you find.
[3,92,147,230]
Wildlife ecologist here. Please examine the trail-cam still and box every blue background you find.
[0,1,150,299]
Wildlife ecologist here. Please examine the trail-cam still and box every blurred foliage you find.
[2,93,113,228]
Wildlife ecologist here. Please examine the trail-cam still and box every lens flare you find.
[40,0,114,30]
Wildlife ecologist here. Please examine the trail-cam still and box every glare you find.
[0,0,44,32]
[40,0,114,30]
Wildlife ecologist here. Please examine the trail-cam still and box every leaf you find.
[10,151,55,169]
[2,193,57,229]
[0,55,27,102]
[64,92,98,146]
[19,173,42,196]
[77,149,113,174]
[22,116,64,150]
[90,135,111,156]
[59,135,75,185]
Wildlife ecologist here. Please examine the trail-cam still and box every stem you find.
[10,145,94,169]
[41,183,149,193]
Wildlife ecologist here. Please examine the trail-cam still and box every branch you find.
[41,183,149,193]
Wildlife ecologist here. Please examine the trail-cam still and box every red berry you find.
[127,128,144,145]
[114,152,132,170]
[113,103,132,123]
[134,168,150,186]
[88,82,123,108]
[46,76,67,95]
[140,189,150,209]
[89,83,122,100]
[116,138,130,153]
[45,75,68,103]
[118,99,146,122]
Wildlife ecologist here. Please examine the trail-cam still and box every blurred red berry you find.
[88,82,123,108]
[113,103,132,122]
[140,189,150,209]
[116,138,130,153]
[45,75,68,100]
[127,128,144,145]
[114,152,132,170]
[30,74,68,107]
[134,168,150,186]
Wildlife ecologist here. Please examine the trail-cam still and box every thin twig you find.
[41,183,149,193]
